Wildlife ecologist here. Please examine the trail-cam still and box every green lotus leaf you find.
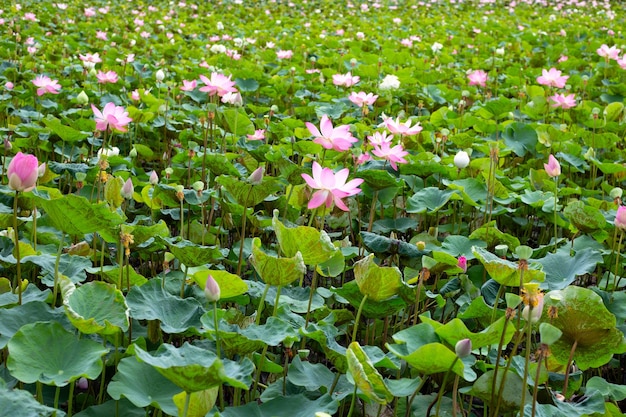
[563,200,606,234]
[435,316,515,349]
[62,279,129,335]
[173,389,218,417]
[218,393,338,417]
[0,385,65,417]
[406,187,457,214]
[73,399,144,417]
[353,254,403,301]
[107,357,180,416]
[272,211,338,265]
[132,342,253,392]
[346,342,393,405]
[33,193,124,243]
[193,269,248,299]
[249,238,305,286]
[332,280,407,319]
[0,301,71,348]
[158,236,223,267]
[543,286,626,370]
[7,321,107,386]
[537,248,603,290]
[217,175,281,207]
[473,246,545,286]
[389,342,467,379]
[471,370,529,412]
[126,279,204,334]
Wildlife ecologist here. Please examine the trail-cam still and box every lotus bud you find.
[155,69,165,82]
[248,166,264,185]
[454,150,470,169]
[4,139,12,151]
[457,256,467,273]
[76,90,89,105]
[615,206,626,230]
[543,154,561,178]
[416,241,426,251]
[7,152,39,192]
[38,163,46,178]
[149,170,159,185]
[76,377,89,391]
[129,147,138,158]
[121,178,134,199]
[455,338,472,358]
[204,274,221,302]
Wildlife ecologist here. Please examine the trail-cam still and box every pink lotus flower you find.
[131,90,140,101]
[381,115,423,136]
[544,154,561,178]
[558,55,568,63]
[332,72,360,87]
[536,68,568,88]
[549,93,576,109]
[221,91,242,105]
[301,161,363,211]
[5,82,14,91]
[371,142,408,170]
[247,129,266,141]
[96,31,108,40]
[276,50,293,59]
[96,70,118,84]
[84,7,96,17]
[204,274,221,302]
[92,102,132,132]
[616,206,626,230]
[618,56,626,70]
[7,152,39,192]
[32,75,61,96]
[597,44,621,60]
[306,115,358,152]
[180,79,197,91]
[79,52,102,64]
[348,91,378,107]
[23,12,37,22]
[467,70,488,87]
[199,72,237,97]
[367,131,394,146]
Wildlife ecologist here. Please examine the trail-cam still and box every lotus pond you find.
[1,1,626,416]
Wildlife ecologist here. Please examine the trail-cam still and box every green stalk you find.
[613,230,624,291]
[236,201,249,276]
[352,294,368,343]
[52,234,65,306]
[213,301,224,411]
[519,305,534,417]
[13,191,22,305]
[181,392,191,417]
[179,264,189,298]
[346,385,358,417]
[255,283,271,326]
[53,385,61,417]
[553,176,559,252]
[67,378,76,417]
[435,357,459,417]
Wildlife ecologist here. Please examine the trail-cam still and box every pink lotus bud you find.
[204,274,220,302]
[7,152,39,192]
[248,166,264,185]
[455,338,472,358]
[76,377,89,391]
[149,170,159,185]
[121,178,134,199]
[5,82,14,90]
[616,206,626,230]
[38,163,46,178]
[457,256,467,273]
[544,154,561,178]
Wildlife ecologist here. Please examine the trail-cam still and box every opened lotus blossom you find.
[536,68,568,88]
[276,49,293,59]
[348,91,378,107]
[332,72,360,87]
[597,44,621,60]
[247,129,266,141]
[92,102,132,132]
[381,114,423,136]
[32,75,61,96]
[371,142,408,171]
[180,79,197,91]
[199,72,237,97]
[301,161,363,211]
[306,115,358,152]
[549,93,576,109]
[467,69,488,87]
[96,70,118,84]
[367,131,394,146]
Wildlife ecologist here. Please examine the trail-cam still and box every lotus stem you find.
[435,357,459,417]
[520,305,533,417]
[67,378,76,417]
[236,203,248,276]
[213,300,224,411]
[181,391,191,417]
[490,310,511,410]
[52,233,65,306]
[12,190,22,305]
[352,294,368,343]
[367,191,378,232]
[346,385,358,417]
[531,345,547,417]
[553,176,559,253]
[53,385,61,416]
[452,374,460,417]
[562,339,578,399]
[255,283,270,326]
[613,230,624,291]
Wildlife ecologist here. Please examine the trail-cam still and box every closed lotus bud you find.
[543,154,561,178]
[76,377,89,391]
[248,166,264,185]
[7,152,39,192]
[155,69,165,82]
[454,150,470,169]
[4,139,12,151]
[204,274,220,302]
[38,163,46,178]
[615,206,626,230]
[129,147,138,158]
[121,178,134,199]
[457,256,467,273]
[149,170,159,185]
[76,90,89,105]
[455,338,472,358]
